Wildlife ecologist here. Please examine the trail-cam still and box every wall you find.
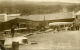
[0,14,7,22]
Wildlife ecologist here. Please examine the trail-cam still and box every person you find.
[54,25,57,33]
[76,25,79,31]
[57,24,60,32]
[73,16,79,31]
[70,24,73,31]
[65,25,68,31]
[11,25,15,37]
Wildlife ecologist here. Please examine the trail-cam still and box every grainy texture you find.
[19,31,80,50]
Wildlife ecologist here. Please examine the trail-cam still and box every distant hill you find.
[0,0,80,15]
[34,2,76,6]
[0,0,77,6]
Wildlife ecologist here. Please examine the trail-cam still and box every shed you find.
[0,18,32,31]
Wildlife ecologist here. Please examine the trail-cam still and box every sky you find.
[24,0,80,3]
[1,0,80,3]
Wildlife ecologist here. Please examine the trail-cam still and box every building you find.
[0,12,74,22]
[0,14,7,22]
[7,14,20,21]
[0,12,75,31]
[73,11,80,26]
[74,11,80,19]
[0,14,20,22]
[21,12,74,21]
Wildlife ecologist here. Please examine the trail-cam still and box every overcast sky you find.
[25,0,80,3]
[1,0,80,3]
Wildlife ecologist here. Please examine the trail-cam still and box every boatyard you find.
[0,0,80,50]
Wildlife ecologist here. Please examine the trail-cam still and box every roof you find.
[22,12,74,21]
[6,12,74,21]
[5,18,32,23]
[48,18,74,23]
[7,14,20,16]
[75,11,80,15]
[49,22,73,26]
[0,18,32,31]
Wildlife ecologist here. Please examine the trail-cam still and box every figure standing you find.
[73,16,79,31]
[11,25,15,37]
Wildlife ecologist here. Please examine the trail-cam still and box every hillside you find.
[0,0,80,15]
[34,2,76,6]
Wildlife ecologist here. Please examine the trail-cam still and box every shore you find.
[18,31,80,50]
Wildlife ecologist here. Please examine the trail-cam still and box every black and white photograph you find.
[0,0,80,50]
